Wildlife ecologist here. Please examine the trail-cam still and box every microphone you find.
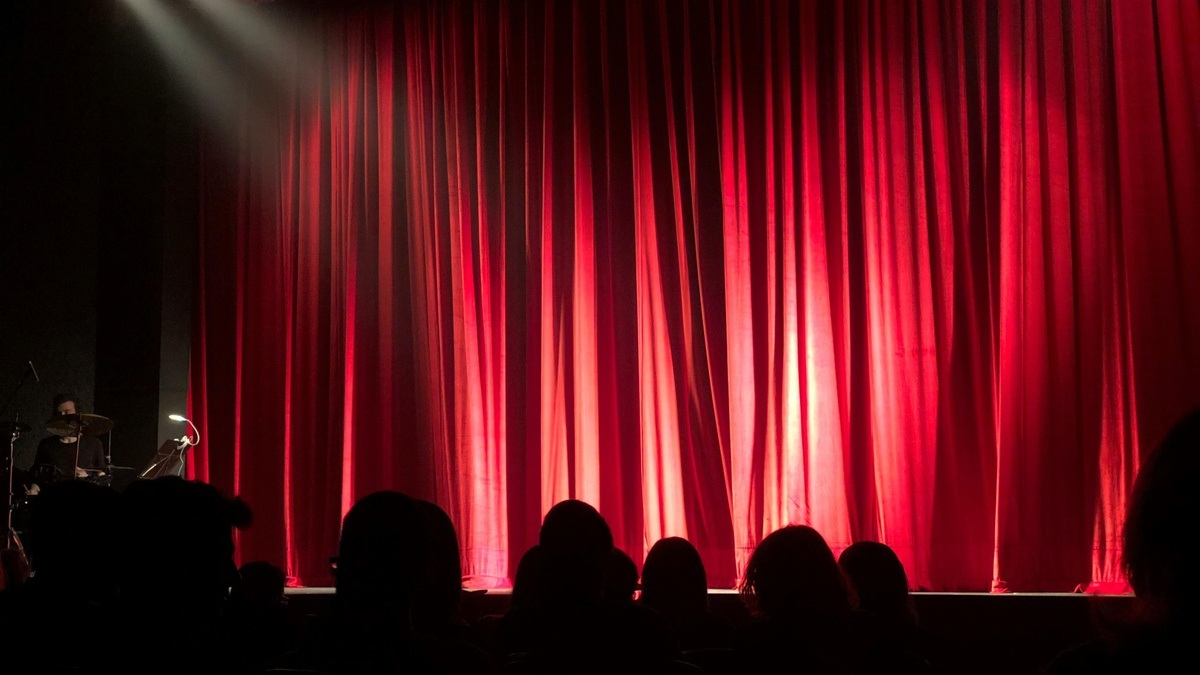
[28,361,39,383]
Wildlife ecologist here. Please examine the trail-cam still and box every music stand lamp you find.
[138,414,198,480]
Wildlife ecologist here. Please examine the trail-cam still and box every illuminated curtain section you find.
[856,0,942,587]
[189,0,1200,590]
[398,4,511,586]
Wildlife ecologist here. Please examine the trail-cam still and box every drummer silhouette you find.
[26,393,110,495]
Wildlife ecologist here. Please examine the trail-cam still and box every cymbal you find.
[1,421,31,436]
[46,415,80,436]
[46,413,114,437]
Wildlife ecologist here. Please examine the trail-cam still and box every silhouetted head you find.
[335,490,428,618]
[117,476,252,617]
[413,498,463,628]
[740,525,853,623]
[231,560,287,611]
[641,536,709,619]
[511,544,543,610]
[538,499,613,600]
[24,479,119,592]
[838,541,917,626]
[602,547,639,603]
[1122,408,1200,622]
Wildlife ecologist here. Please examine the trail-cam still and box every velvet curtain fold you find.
[189,0,1200,590]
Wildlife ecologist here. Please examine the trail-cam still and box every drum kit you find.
[3,412,128,554]
[41,412,120,485]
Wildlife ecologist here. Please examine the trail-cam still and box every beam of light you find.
[188,0,323,87]
[119,0,245,135]
[120,0,318,179]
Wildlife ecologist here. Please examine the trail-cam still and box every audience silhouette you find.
[0,479,120,674]
[602,547,640,604]
[496,499,679,674]
[9,426,1193,675]
[113,475,253,674]
[736,524,857,674]
[228,560,294,674]
[413,497,486,652]
[475,543,540,660]
[641,536,736,672]
[510,543,543,611]
[1044,408,1200,673]
[276,489,493,675]
[838,540,943,673]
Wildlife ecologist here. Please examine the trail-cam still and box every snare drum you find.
[82,473,113,488]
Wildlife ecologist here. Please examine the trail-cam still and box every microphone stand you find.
[3,415,27,555]
[1,363,37,555]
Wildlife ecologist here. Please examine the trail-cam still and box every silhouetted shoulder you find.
[1045,409,1200,674]
[1043,623,1200,674]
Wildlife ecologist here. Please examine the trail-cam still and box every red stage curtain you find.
[188,0,1200,591]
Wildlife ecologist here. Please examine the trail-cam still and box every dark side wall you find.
[1,1,194,485]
